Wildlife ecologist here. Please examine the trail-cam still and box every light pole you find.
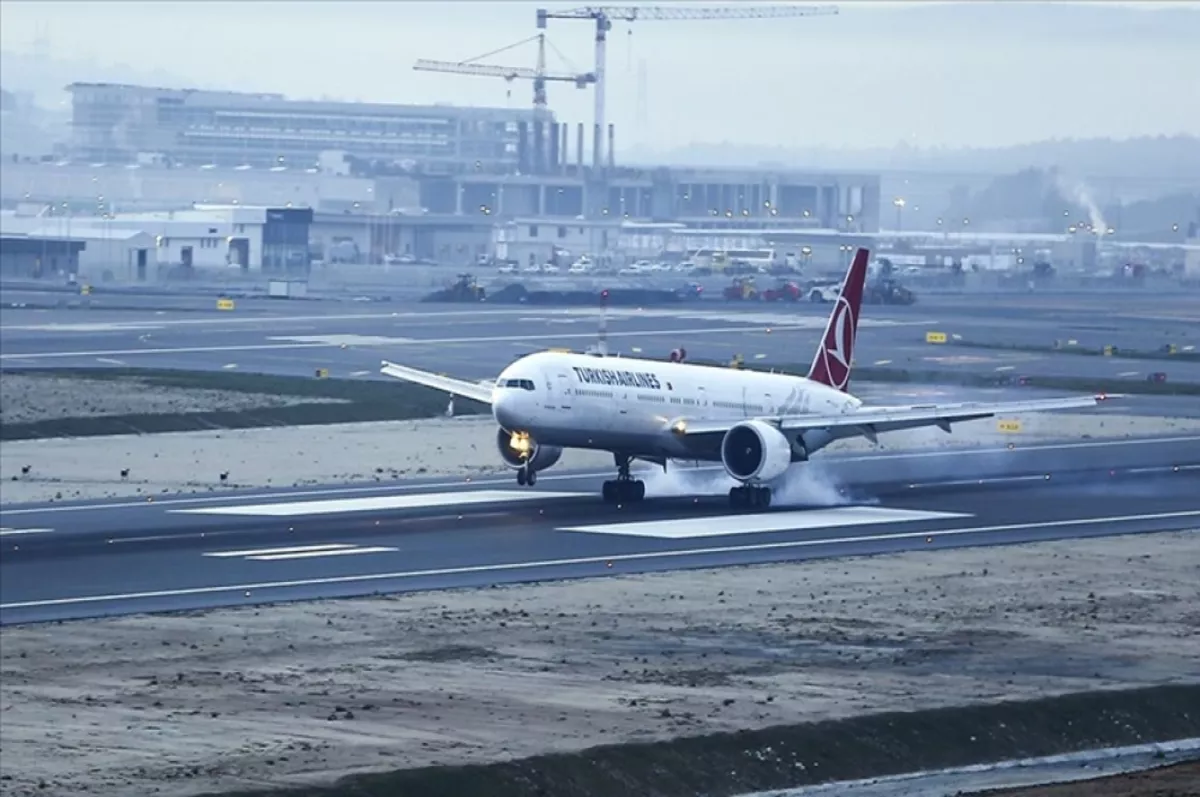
[892,197,905,232]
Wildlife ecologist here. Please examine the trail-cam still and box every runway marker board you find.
[559,506,971,539]
[204,543,398,561]
[173,489,591,517]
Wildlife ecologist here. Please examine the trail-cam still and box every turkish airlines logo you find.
[820,295,855,390]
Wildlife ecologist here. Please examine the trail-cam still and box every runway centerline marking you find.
[560,507,971,539]
[204,543,398,561]
[173,489,593,517]
[4,510,1198,612]
[5,434,1198,517]
[0,527,54,537]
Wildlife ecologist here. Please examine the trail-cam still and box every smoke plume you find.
[1054,173,1109,234]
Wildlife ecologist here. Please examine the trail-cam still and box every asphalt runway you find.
[3,292,1199,387]
[3,435,1197,626]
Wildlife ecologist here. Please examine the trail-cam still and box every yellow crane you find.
[413,34,596,113]
[535,4,840,168]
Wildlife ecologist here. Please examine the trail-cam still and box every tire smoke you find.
[641,460,876,508]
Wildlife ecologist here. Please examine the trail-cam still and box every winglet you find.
[807,247,870,393]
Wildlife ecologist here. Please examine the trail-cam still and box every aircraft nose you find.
[492,389,522,430]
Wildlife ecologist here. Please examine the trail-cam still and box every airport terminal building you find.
[0,80,883,276]
[65,82,542,174]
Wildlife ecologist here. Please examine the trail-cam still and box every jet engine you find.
[496,428,563,473]
[720,420,792,483]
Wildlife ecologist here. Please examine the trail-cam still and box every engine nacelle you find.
[496,428,563,473]
[721,420,792,483]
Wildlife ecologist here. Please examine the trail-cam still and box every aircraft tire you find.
[517,468,527,486]
[730,485,771,509]
[604,479,645,503]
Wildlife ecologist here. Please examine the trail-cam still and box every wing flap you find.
[380,360,494,405]
[676,395,1101,437]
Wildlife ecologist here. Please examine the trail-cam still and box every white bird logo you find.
[822,296,854,389]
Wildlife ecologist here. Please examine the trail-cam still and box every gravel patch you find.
[0,374,346,426]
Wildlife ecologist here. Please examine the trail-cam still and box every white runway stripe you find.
[560,507,971,539]
[204,543,398,561]
[0,527,55,537]
[247,546,398,561]
[175,490,591,517]
[205,543,358,558]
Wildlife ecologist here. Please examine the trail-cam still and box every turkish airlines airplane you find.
[381,248,1102,509]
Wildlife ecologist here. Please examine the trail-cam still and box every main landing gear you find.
[729,484,772,509]
[516,463,537,486]
[602,454,645,504]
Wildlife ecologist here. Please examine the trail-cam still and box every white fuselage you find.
[491,350,860,460]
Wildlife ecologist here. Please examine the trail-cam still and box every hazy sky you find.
[2,0,1198,151]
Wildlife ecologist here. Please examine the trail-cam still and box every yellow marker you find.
[216,298,235,311]
[997,419,1022,433]
[314,368,329,379]
[80,284,92,295]
[925,331,948,344]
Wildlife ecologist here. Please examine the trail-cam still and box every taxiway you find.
[2,292,1198,385]
[3,435,1197,626]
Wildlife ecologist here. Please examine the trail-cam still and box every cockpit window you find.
[496,378,536,391]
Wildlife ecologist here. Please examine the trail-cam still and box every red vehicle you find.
[761,280,801,302]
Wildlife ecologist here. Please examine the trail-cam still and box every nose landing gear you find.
[516,463,537,486]
[602,453,645,504]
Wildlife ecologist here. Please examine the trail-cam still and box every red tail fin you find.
[807,247,870,393]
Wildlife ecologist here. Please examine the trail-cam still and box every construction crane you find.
[536,4,840,168]
[413,34,596,114]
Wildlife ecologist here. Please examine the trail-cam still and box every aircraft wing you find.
[380,360,495,405]
[676,395,1104,440]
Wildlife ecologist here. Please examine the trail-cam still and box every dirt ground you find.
[979,760,1200,796]
[1,530,1197,797]
[0,373,346,426]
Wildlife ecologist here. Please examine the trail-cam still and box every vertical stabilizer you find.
[806,247,870,392]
